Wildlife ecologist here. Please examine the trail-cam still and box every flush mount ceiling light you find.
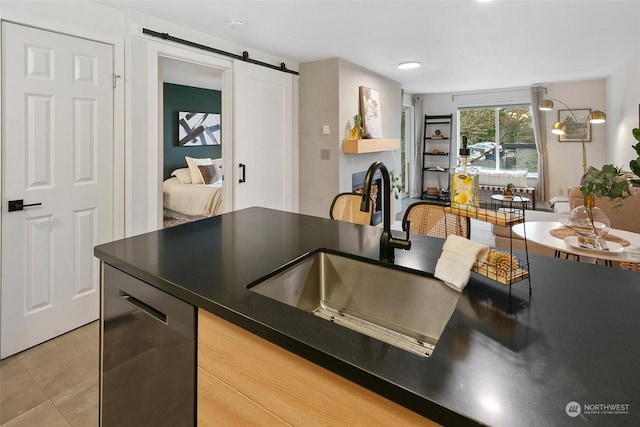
[398,61,421,70]
[227,18,245,28]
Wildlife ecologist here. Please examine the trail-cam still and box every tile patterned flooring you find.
[0,322,98,426]
[1,219,186,426]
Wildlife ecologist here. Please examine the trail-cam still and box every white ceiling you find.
[95,0,640,94]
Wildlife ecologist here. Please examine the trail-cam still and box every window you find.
[458,105,537,173]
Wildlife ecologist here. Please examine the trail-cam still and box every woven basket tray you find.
[549,227,630,247]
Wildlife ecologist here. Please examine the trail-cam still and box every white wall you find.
[122,10,299,234]
[607,53,640,169]
[422,93,458,150]
[1,2,299,236]
[298,58,402,219]
[543,80,607,195]
[299,58,340,217]
[421,94,457,193]
[0,1,124,40]
[420,81,607,198]
[338,59,402,203]
[162,57,222,90]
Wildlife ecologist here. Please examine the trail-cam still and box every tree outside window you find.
[459,105,536,172]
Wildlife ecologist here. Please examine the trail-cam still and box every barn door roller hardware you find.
[142,28,299,76]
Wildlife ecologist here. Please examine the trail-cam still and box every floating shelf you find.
[342,139,400,154]
[444,205,525,227]
[471,259,530,286]
[445,200,531,289]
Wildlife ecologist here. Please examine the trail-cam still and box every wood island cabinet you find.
[197,310,437,426]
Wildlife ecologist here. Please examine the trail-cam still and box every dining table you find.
[511,221,640,264]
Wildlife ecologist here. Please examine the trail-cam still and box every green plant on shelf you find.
[503,183,515,197]
[349,114,364,140]
[389,170,403,200]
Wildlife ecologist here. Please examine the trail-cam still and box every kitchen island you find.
[95,207,640,426]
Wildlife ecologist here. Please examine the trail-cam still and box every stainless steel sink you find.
[248,251,460,357]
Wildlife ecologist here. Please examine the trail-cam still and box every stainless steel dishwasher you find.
[101,264,196,426]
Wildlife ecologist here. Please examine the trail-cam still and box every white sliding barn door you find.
[1,23,114,358]
[233,60,295,211]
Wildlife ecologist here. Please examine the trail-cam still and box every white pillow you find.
[171,168,192,184]
[185,156,213,184]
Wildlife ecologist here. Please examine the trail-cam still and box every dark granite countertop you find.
[95,207,640,426]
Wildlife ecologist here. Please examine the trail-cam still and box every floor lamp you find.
[539,97,606,173]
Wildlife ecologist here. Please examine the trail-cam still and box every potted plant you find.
[579,164,631,208]
[349,114,364,140]
[389,170,403,200]
[389,170,403,217]
[629,128,640,186]
[572,164,632,249]
[503,183,515,199]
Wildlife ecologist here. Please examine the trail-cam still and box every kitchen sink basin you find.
[248,251,460,357]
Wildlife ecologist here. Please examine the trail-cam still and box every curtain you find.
[411,96,424,197]
[530,86,549,202]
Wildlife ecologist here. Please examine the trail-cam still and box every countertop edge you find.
[99,257,482,426]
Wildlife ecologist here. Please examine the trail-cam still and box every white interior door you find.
[233,60,294,211]
[1,23,114,358]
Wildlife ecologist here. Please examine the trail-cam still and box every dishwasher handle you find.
[120,291,168,324]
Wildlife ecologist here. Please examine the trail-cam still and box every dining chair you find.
[402,201,470,239]
[329,192,372,225]
[618,261,640,272]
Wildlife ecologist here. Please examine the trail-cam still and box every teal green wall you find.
[163,83,222,179]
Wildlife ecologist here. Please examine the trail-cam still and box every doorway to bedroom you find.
[160,57,224,227]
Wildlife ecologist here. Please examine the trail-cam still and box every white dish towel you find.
[435,235,489,292]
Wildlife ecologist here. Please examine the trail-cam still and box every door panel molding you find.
[1,22,114,358]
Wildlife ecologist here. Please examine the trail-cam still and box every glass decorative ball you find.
[569,204,610,242]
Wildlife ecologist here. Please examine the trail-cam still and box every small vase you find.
[569,194,610,248]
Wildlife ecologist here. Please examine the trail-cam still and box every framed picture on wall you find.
[557,108,591,142]
[178,112,221,146]
[359,86,383,139]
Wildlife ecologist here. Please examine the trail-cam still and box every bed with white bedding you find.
[163,156,223,219]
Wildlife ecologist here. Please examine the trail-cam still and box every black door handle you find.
[8,199,42,212]
[239,163,246,183]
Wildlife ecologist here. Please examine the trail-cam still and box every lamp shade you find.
[551,121,566,135]
[588,110,606,124]
[539,99,554,111]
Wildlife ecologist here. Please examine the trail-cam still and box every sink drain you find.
[312,306,435,357]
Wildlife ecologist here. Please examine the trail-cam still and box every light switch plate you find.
[322,125,330,135]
